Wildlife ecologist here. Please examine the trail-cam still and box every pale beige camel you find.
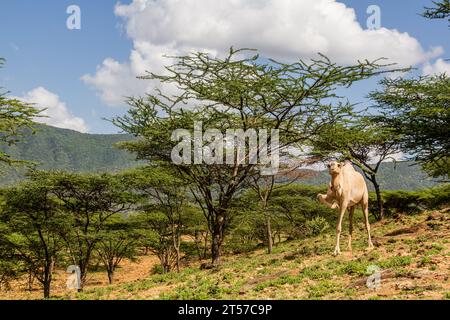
[317,161,374,255]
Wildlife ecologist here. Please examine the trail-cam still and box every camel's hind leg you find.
[362,201,374,250]
[348,206,354,252]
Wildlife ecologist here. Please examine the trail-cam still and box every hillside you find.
[1,209,448,300]
[0,124,440,190]
[0,124,138,185]
[301,162,439,191]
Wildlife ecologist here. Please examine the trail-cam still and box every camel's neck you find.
[330,173,341,190]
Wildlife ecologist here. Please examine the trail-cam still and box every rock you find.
[409,270,431,279]
[396,282,416,291]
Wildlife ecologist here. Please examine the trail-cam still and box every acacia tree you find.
[247,163,313,253]
[28,171,135,290]
[0,58,40,167]
[96,217,139,285]
[0,182,67,299]
[423,0,450,26]
[124,166,188,272]
[114,48,394,265]
[0,222,20,290]
[132,211,179,273]
[369,75,450,181]
[310,119,402,220]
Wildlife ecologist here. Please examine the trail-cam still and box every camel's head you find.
[327,161,343,175]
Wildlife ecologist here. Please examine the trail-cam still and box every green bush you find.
[369,184,449,216]
[306,216,330,236]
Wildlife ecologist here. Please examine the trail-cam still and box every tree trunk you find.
[174,240,181,273]
[43,281,51,299]
[107,270,114,285]
[43,255,56,299]
[265,212,273,254]
[43,263,52,299]
[27,269,34,291]
[211,219,224,266]
[172,227,181,273]
[78,262,87,292]
[203,231,209,260]
[371,174,384,221]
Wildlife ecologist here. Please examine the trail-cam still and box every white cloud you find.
[16,87,89,133]
[83,0,443,107]
[423,58,450,76]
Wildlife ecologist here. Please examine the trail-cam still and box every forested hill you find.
[300,162,438,191]
[0,124,138,185]
[0,124,440,190]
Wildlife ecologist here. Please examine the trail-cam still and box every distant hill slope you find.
[0,124,138,185]
[0,124,440,190]
[300,161,439,191]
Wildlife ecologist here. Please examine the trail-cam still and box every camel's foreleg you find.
[317,194,339,209]
[334,203,347,256]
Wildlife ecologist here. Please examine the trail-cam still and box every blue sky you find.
[0,0,448,133]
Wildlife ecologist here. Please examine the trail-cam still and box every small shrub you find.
[369,184,450,217]
[254,275,302,291]
[418,256,433,267]
[307,281,340,299]
[151,264,164,275]
[380,255,412,268]
[340,260,371,276]
[306,217,330,236]
[300,265,332,280]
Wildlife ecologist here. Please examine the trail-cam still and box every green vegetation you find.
[370,75,450,180]
[0,58,41,169]
[369,184,450,216]
[423,0,450,26]
[96,217,140,285]
[0,124,138,185]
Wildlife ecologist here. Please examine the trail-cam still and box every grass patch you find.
[160,277,233,300]
[254,275,303,291]
[300,265,333,280]
[379,255,412,269]
[339,260,372,276]
[307,281,341,299]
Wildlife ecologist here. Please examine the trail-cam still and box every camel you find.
[317,161,374,255]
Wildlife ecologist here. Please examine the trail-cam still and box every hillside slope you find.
[77,209,450,300]
[0,124,138,185]
[1,209,448,300]
[300,162,438,191]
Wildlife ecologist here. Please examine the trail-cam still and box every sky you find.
[0,0,449,134]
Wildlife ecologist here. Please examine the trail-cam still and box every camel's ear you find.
[338,163,342,168]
